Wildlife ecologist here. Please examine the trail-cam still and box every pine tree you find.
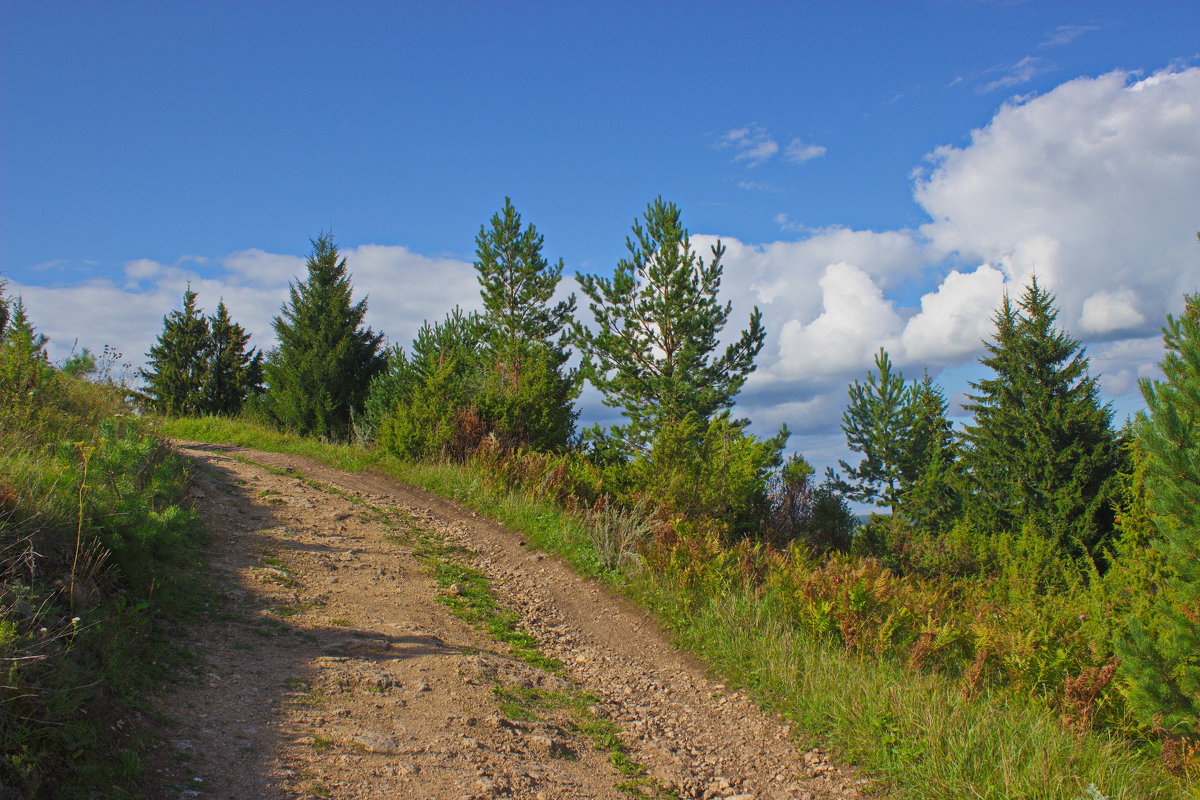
[834,348,918,513]
[473,198,580,450]
[1116,292,1200,741]
[960,278,1121,554]
[264,232,385,438]
[475,197,576,353]
[201,300,263,415]
[139,286,211,416]
[573,198,765,455]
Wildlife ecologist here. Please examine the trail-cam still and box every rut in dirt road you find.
[147,442,877,800]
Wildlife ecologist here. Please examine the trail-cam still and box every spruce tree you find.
[1116,292,1200,741]
[201,300,263,415]
[264,232,385,439]
[897,374,961,531]
[473,198,580,450]
[139,286,211,416]
[573,198,765,455]
[960,278,1121,554]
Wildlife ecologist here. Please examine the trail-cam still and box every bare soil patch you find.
[145,442,877,800]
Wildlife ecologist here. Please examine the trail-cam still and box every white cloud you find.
[919,66,1200,336]
[979,56,1051,93]
[1040,24,1101,48]
[774,263,904,379]
[901,265,1007,363]
[784,138,827,163]
[10,245,477,377]
[1080,289,1147,334]
[721,124,779,167]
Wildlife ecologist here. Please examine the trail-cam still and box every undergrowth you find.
[1,373,207,797]
[159,415,1193,799]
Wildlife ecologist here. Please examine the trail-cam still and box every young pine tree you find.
[835,348,919,514]
[573,197,765,455]
[1116,292,1200,745]
[473,198,579,450]
[960,278,1121,555]
[265,233,385,439]
[202,300,263,416]
[139,286,211,416]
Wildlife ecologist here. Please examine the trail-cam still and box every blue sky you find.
[3,1,1199,478]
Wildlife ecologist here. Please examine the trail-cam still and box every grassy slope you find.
[159,415,1190,800]
[0,384,209,798]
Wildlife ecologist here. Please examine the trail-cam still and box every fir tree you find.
[960,278,1121,554]
[139,286,211,416]
[573,198,765,455]
[897,374,961,531]
[264,232,385,438]
[201,300,263,415]
[1116,292,1200,740]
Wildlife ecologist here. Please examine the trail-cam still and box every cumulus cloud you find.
[1080,289,1147,334]
[901,265,1008,363]
[774,263,904,379]
[919,66,1200,336]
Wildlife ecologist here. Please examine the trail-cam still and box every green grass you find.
[158,415,1192,800]
[0,386,212,798]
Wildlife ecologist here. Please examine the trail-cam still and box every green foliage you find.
[632,413,785,537]
[0,277,9,338]
[474,196,576,354]
[140,289,262,417]
[265,231,386,439]
[473,198,580,452]
[139,286,211,415]
[961,279,1122,558]
[61,347,97,379]
[202,299,263,416]
[1,303,202,797]
[374,201,580,457]
[761,455,856,554]
[1117,293,1200,746]
[574,198,765,456]
[835,350,953,516]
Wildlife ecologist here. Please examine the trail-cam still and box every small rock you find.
[351,731,400,753]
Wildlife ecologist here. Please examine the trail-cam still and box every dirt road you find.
[147,442,875,800]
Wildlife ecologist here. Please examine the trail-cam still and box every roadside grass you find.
[1,385,211,798]
[158,415,1190,800]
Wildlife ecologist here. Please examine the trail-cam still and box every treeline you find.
[139,201,1198,779]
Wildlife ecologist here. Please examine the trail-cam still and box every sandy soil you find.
[144,442,878,800]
